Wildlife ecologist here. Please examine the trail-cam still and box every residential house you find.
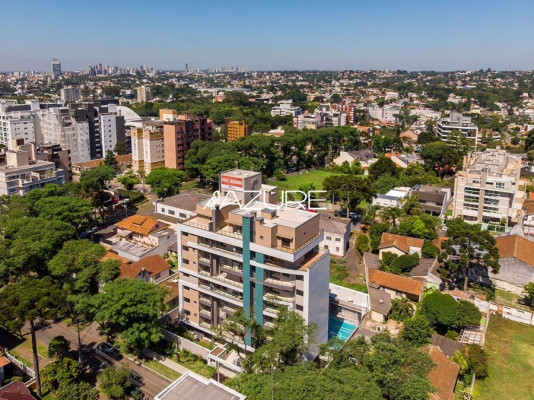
[111,215,176,261]
[492,234,534,294]
[154,192,210,225]
[119,255,172,284]
[0,381,36,400]
[378,233,424,259]
[367,268,424,303]
[409,258,442,289]
[155,371,246,400]
[333,150,377,174]
[413,185,452,216]
[0,356,9,384]
[319,217,351,257]
[329,283,369,325]
[372,186,412,208]
[423,345,460,400]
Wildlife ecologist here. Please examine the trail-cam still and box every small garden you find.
[330,258,367,293]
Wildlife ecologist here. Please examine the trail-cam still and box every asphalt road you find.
[34,321,171,399]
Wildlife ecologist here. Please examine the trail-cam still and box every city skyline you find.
[1,0,533,72]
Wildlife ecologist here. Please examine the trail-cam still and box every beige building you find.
[137,85,151,103]
[453,149,526,230]
[131,122,165,175]
[177,169,330,352]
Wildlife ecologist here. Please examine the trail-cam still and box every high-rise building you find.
[137,86,151,103]
[437,112,479,144]
[0,99,40,148]
[36,106,91,165]
[131,122,165,175]
[225,119,250,142]
[51,58,62,78]
[67,100,126,159]
[36,143,72,182]
[163,115,213,170]
[60,87,82,103]
[177,169,330,351]
[453,149,526,230]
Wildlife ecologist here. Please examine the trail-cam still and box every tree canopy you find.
[146,167,187,198]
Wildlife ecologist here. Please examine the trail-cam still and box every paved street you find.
[18,321,172,399]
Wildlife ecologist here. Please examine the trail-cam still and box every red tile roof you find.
[423,345,460,400]
[131,255,170,276]
[496,235,534,267]
[368,269,424,297]
[379,233,424,254]
[0,356,10,368]
[115,215,169,236]
[0,381,36,400]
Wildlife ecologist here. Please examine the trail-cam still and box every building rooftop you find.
[220,169,260,179]
[0,381,36,400]
[115,215,169,236]
[368,269,424,297]
[159,192,210,213]
[0,159,55,173]
[155,371,246,400]
[496,234,534,267]
[463,149,521,178]
[231,203,317,229]
[423,345,460,400]
[131,255,171,276]
[368,287,392,315]
[379,233,424,254]
[320,217,350,236]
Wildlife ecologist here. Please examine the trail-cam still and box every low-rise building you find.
[155,371,246,400]
[119,254,173,284]
[492,234,534,294]
[225,119,250,142]
[372,186,412,208]
[154,192,210,225]
[378,233,424,259]
[413,184,452,216]
[270,100,302,117]
[423,345,460,400]
[110,214,176,261]
[0,146,65,196]
[367,268,424,303]
[319,217,351,257]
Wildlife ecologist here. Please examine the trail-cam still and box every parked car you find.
[97,342,118,355]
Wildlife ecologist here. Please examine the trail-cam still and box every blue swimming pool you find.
[328,317,357,342]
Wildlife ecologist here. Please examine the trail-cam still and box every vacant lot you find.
[270,169,333,191]
[473,315,534,400]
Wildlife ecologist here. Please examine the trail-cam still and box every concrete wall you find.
[161,328,210,359]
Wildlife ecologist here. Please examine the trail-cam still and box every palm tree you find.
[380,207,402,227]
[390,297,414,322]
[402,194,424,216]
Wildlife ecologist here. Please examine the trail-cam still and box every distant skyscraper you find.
[51,58,62,78]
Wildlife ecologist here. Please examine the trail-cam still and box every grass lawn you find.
[473,315,534,400]
[9,338,49,368]
[181,179,200,190]
[175,351,215,379]
[330,259,367,293]
[494,289,533,312]
[8,350,33,368]
[141,358,181,381]
[270,169,333,191]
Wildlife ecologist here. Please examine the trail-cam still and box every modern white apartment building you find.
[367,104,400,122]
[60,87,82,103]
[177,169,330,351]
[36,107,91,164]
[131,121,165,175]
[437,112,480,144]
[270,100,303,117]
[0,146,65,196]
[453,149,526,230]
[99,111,119,154]
[0,99,40,148]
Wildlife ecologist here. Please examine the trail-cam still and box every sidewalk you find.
[142,349,190,375]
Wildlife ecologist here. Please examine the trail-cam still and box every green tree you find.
[98,365,132,399]
[114,142,130,155]
[422,243,440,259]
[455,300,482,330]
[420,142,460,175]
[0,277,66,397]
[0,217,74,282]
[463,344,489,379]
[34,196,93,230]
[390,297,414,321]
[447,130,471,156]
[80,165,116,218]
[443,217,500,291]
[369,156,399,180]
[401,194,425,216]
[420,291,457,332]
[48,335,70,359]
[523,282,534,306]
[380,207,402,227]
[323,174,375,217]
[356,234,371,253]
[401,316,432,347]
[104,150,118,168]
[55,381,99,400]
[90,279,169,353]
[41,358,82,392]
[146,167,186,198]
[117,174,140,190]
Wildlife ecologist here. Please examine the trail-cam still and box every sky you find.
[1,0,533,72]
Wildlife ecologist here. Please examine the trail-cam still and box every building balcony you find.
[221,264,243,277]
[199,297,211,306]
[263,293,294,305]
[200,309,212,319]
[263,277,296,290]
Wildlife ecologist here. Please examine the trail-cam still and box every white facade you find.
[0,99,40,148]
[37,108,91,164]
[437,112,480,144]
[99,113,118,154]
[137,85,151,103]
[60,87,81,103]
[372,187,412,208]
[271,100,303,117]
